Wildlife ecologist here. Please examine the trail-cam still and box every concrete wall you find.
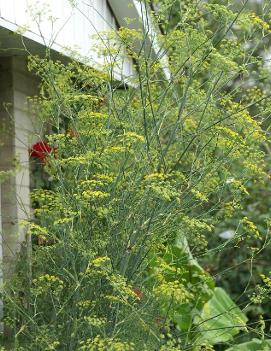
[0,56,38,283]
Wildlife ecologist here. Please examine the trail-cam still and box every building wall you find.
[0,56,39,283]
[0,0,135,80]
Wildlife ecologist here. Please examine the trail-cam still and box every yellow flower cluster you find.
[21,221,48,240]
[91,256,111,268]
[214,126,240,140]
[31,189,56,203]
[68,94,100,103]
[241,216,261,240]
[261,273,271,289]
[47,133,66,148]
[143,172,182,202]
[106,146,126,153]
[210,50,238,73]
[94,174,114,182]
[227,179,249,196]
[78,111,108,120]
[249,12,270,32]
[245,87,264,104]
[160,339,183,351]
[82,190,109,200]
[33,274,64,285]
[122,131,145,143]
[191,188,208,203]
[144,172,165,181]
[109,273,138,304]
[242,159,267,179]
[31,189,75,219]
[80,174,114,189]
[183,116,197,131]
[78,299,96,309]
[223,201,237,218]
[59,154,94,166]
[45,341,60,351]
[32,274,64,296]
[154,280,193,305]
[182,215,213,233]
[84,315,107,327]
[53,217,73,225]
[79,335,135,351]
[77,111,109,135]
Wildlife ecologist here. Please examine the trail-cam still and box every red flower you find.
[30,141,53,161]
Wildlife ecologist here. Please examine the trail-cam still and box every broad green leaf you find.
[175,235,203,270]
[225,338,271,351]
[147,243,215,333]
[194,287,248,345]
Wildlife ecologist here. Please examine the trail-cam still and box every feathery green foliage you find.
[2,1,271,350]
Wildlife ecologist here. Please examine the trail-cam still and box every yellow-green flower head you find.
[82,190,109,200]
